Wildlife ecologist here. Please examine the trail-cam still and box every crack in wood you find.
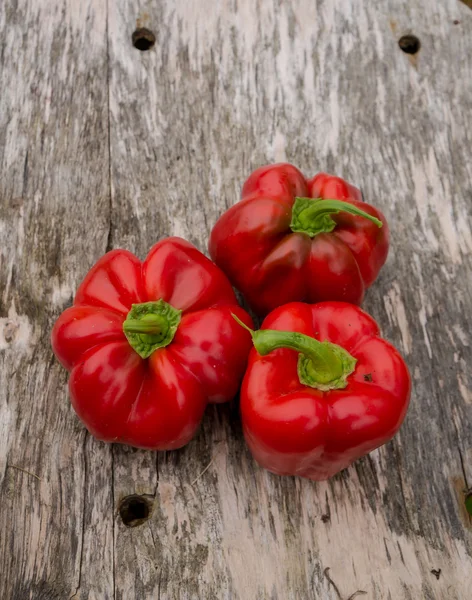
[347,592,368,600]
[458,446,469,490]
[69,432,88,599]
[324,568,367,600]
[154,451,159,498]
[111,445,116,600]
[105,0,113,253]
[323,568,343,600]
[6,464,41,482]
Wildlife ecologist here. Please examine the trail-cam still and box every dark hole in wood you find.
[398,35,421,55]
[119,494,152,527]
[321,514,330,523]
[132,28,156,51]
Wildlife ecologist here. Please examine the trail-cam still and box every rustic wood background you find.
[1,0,471,598]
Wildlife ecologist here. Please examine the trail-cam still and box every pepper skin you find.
[237,302,411,481]
[209,163,389,316]
[51,237,253,450]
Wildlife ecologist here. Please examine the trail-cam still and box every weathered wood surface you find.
[1,0,471,598]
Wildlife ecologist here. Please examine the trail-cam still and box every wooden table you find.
[1,1,471,598]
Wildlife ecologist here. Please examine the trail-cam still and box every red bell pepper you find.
[209,163,389,316]
[51,237,253,450]
[234,301,410,480]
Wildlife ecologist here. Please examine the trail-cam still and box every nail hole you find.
[398,34,421,55]
[118,494,153,527]
[321,514,330,523]
[132,28,156,51]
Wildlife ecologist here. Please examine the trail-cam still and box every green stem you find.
[290,197,382,238]
[123,300,182,359]
[122,314,167,335]
[232,314,356,391]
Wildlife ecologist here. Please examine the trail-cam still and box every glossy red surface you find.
[209,163,389,315]
[52,237,253,450]
[240,302,411,481]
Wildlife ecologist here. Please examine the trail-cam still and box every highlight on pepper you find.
[233,301,411,481]
[209,163,389,315]
[51,237,254,451]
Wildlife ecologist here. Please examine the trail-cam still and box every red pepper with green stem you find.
[51,237,253,450]
[234,301,410,481]
[209,163,389,316]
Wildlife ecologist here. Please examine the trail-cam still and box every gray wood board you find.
[1,0,471,598]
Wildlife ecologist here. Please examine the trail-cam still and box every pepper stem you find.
[123,314,167,335]
[290,197,382,238]
[123,300,182,359]
[232,314,356,391]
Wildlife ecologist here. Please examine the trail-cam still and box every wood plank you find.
[1,0,471,598]
[0,1,114,598]
[106,0,472,599]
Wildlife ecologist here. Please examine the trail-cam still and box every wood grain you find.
[1,0,471,598]
[0,1,114,599]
